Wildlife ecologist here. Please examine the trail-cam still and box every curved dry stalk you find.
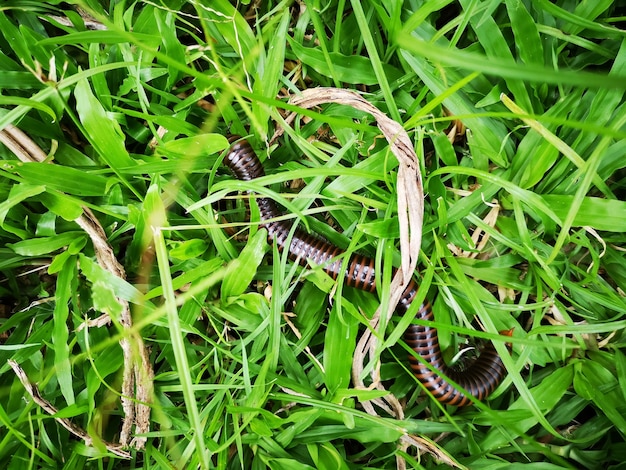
[8,360,131,458]
[1,124,153,450]
[271,88,430,467]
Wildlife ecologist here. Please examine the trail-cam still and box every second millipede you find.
[223,136,512,407]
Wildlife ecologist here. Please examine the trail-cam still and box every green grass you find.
[1,1,626,468]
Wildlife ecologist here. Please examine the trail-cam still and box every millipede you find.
[223,136,512,407]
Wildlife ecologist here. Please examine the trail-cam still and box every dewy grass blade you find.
[396,34,626,89]
[0,61,139,132]
[431,165,562,226]
[458,0,533,112]
[400,51,513,163]
[52,256,75,406]
[501,93,613,197]
[505,0,544,67]
[74,78,134,169]
[547,109,626,264]
[350,0,400,121]
[253,9,290,133]
[404,71,480,128]
[150,186,210,470]
[534,0,626,36]
[2,2,626,467]
[309,1,341,88]
[446,251,562,440]
[0,96,56,121]
[541,196,626,232]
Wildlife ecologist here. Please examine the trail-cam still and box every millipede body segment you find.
[223,136,511,406]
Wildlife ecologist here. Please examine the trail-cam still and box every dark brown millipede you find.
[223,136,512,406]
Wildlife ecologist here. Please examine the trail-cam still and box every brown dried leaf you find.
[271,89,425,439]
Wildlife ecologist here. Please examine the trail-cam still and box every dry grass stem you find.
[1,125,154,450]
[271,87,429,466]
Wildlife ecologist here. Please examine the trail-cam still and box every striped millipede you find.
[223,136,512,406]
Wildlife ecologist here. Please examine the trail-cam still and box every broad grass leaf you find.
[79,254,144,304]
[332,388,390,404]
[399,51,513,166]
[293,282,327,351]
[568,41,626,155]
[0,344,41,351]
[357,217,400,239]
[431,132,458,167]
[277,335,311,387]
[505,0,544,66]
[11,162,109,196]
[198,0,256,59]
[37,30,159,46]
[0,96,56,121]
[214,297,264,348]
[53,256,76,405]
[456,257,527,291]
[603,247,626,294]
[143,183,167,229]
[8,232,84,256]
[260,459,314,470]
[159,134,229,159]
[55,142,98,167]
[1,320,52,368]
[309,443,351,470]
[87,42,112,110]
[39,192,84,221]
[571,0,617,35]
[275,409,323,447]
[542,195,626,232]
[290,39,402,86]
[253,10,290,136]
[74,78,135,169]
[91,280,124,321]
[47,237,86,275]
[574,360,626,437]
[0,183,45,225]
[397,34,626,90]
[48,249,73,275]
[0,71,42,89]
[169,239,208,260]
[615,349,626,403]
[509,88,586,188]
[250,417,273,437]
[324,300,358,393]
[297,423,403,444]
[36,212,56,237]
[221,229,268,301]
[458,0,533,112]
[122,111,201,138]
[481,364,574,449]
[0,12,35,69]
[144,258,223,300]
[431,166,562,229]
[116,158,209,175]
[154,10,186,88]
[86,345,123,411]
[534,0,626,37]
